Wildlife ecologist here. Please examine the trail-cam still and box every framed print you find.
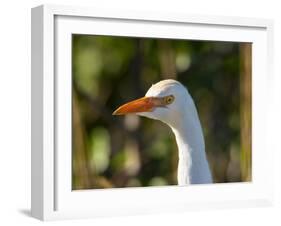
[31,4,274,221]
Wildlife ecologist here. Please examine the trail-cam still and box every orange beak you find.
[113,97,156,115]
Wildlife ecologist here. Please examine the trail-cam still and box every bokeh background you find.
[72,34,252,190]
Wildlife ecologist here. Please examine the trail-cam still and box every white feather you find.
[138,79,212,185]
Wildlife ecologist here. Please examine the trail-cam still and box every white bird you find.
[113,79,212,185]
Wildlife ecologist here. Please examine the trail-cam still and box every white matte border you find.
[31,4,274,221]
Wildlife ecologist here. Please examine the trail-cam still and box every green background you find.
[72,35,251,189]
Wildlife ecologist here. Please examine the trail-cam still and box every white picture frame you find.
[31,4,274,221]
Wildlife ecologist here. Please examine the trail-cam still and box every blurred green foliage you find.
[72,35,251,189]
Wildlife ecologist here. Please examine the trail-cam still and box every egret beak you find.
[113,97,156,115]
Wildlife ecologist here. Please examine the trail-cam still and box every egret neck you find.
[170,107,212,185]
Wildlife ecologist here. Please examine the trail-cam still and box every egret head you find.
[113,79,193,127]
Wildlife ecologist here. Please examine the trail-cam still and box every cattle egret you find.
[113,79,212,185]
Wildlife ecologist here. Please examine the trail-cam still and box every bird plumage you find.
[113,79,212,185]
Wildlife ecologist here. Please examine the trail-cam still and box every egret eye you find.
[164,95,175,105]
